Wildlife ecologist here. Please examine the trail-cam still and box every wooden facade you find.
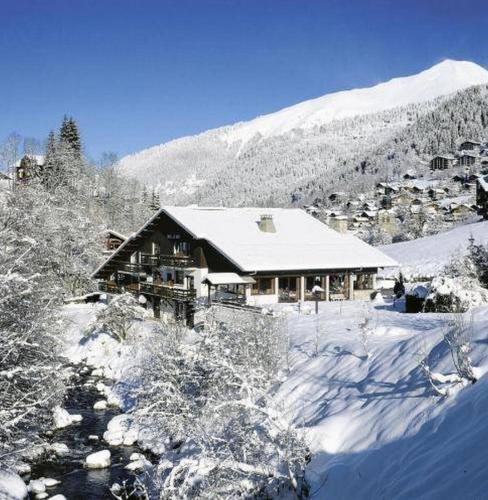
[430,155,455,170]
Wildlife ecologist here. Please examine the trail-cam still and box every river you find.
[27,365,153,499]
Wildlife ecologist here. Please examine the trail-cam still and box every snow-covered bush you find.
[88,293,146,342]
[131,311,309,498]
[424,276,488,313]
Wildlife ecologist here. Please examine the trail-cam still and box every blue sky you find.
[1,0,488,161]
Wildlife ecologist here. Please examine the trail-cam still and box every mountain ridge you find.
[116,60,488,206]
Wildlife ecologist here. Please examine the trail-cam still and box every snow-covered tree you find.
[131,311,309,498]
[0,191,65,466]
[89,293,146,342]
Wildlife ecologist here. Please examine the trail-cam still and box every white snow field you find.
[380,220,488,279]
[61,299,488,499]
[274,301,488,499]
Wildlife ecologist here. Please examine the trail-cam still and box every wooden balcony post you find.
[299,276,305,302]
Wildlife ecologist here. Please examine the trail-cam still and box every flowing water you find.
[26,367,153,499]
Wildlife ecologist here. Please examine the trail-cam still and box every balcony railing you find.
[99,281,196,302]
[139,253,195,268]
[140,282,196,301]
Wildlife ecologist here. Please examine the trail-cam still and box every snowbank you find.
[380,220,488,278]
[273,301,488,499]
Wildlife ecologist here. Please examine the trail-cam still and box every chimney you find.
[258,214,276,233]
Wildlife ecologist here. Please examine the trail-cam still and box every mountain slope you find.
[117,60,488,206]
[222,59,488,144]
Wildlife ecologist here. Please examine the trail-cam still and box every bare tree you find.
[444,312,477,384]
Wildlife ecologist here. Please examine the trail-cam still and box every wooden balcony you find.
[140,253,195,268]
[98,281,196,302]
[139,282,196,301]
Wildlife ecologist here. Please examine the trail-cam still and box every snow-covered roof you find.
[202,273,256,285]
[104,229,127,240]
[14,155,45,167]
[430,154,455,161]
[477,175,488,193]
[161,206,397,272]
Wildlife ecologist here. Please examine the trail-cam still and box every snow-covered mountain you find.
[117,60,488,206]
[222,59,488,144]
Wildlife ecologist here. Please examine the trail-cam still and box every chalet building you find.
[93,207,397,323]
[458,140,481,152]
[430,155,455,170]
[328,191,346,203]
[403,169,417,180]
[327,214,349,233]
[457,153,479,168]
[427,188,448,200]
[449,204,475,221]
[391,192,413,206]
[104,230,127,252]
[376,182,400,196]
[377,209,397,233]
[15,155,45,182]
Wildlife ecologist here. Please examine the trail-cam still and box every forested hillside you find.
[116,62,488,208]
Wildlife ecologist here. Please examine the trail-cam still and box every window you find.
[252,277,275,295]
[356,274,374,290]
[175,270,185,286]
[174,240,190,256]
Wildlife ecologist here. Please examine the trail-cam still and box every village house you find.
[403,169,417,180]
[15,154,45,182]
[104,230,127,252]
[328,191,346,203]
[449,203,475,221]
[430,155,455,170]
[458,140,482,153]
[93,207,397,323]
[457,152,479,168]
[377,208,397,233]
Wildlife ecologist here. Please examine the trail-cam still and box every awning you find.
[203,273,256,286]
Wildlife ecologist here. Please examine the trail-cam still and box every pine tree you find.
[149,188,160,211]
[44,130,57,172]
[59,115,82,158]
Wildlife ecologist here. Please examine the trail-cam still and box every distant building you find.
[104,230,127,252]
[457,153,479,168]
[430,155,455,170]
[403,169,417,180]
[15,155,45,182]
[328,191,346,203]
[458,140,481,152]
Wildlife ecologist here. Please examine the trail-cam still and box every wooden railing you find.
[140,282,196,301]
[139,253,195,268]
[99,281,196,302]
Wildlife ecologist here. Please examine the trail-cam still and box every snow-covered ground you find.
[380,220,488,279]
[275,300,488,499]
[59,299,488,499]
